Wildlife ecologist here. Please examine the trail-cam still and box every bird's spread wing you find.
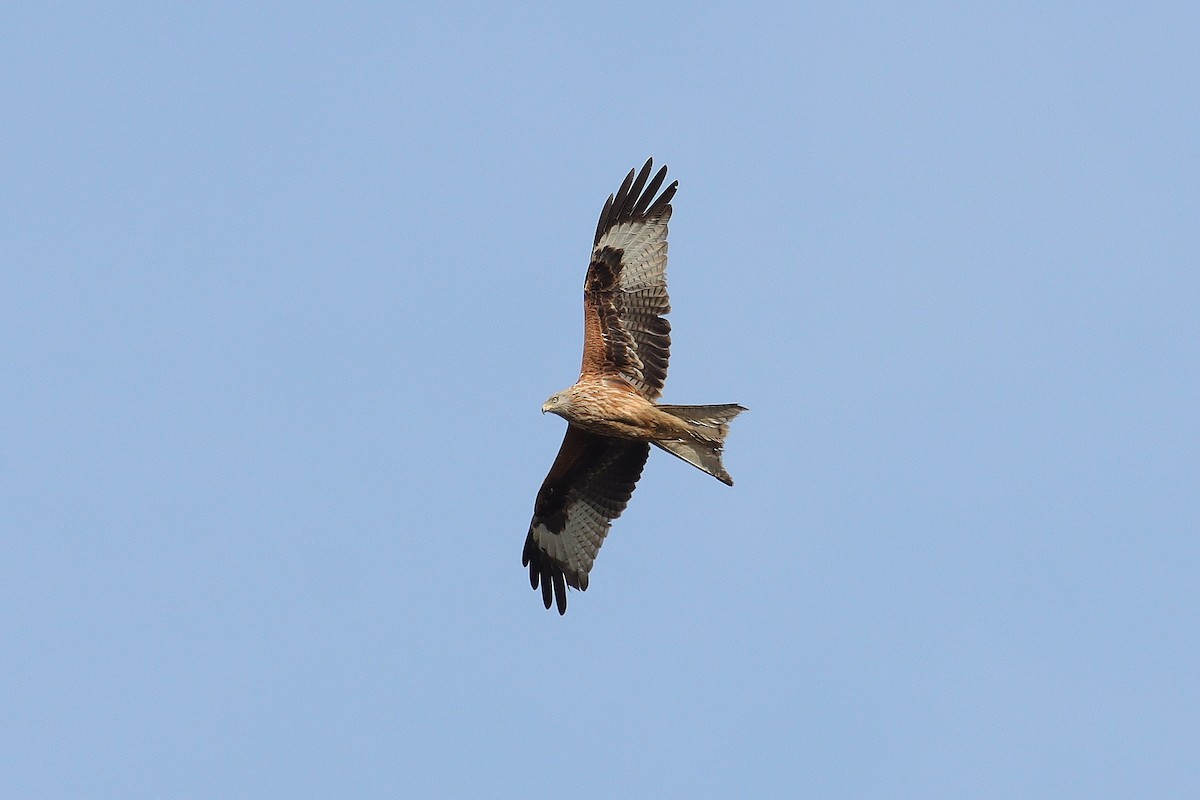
[580,158,677,400]
[523,426,650,614]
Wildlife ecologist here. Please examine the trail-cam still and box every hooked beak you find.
[540,403,550,414]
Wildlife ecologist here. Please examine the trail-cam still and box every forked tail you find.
[653,403,746,485]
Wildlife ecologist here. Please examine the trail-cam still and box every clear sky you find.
[3,3,1197,798]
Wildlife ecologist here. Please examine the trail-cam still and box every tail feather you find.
[653,403,746,485]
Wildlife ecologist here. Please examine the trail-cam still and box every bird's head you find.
[541,390,572,416]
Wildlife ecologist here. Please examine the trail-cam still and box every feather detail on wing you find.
[580,158,677,400]
[522,426,650,614]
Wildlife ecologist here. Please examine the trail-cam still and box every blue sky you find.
[2,3,1197,797]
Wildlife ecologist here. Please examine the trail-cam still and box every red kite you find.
[523,159,745,614]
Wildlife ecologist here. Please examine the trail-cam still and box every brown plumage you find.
[522,159,746,614]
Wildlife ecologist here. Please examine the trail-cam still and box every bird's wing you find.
[579,158,677,400]
[523,426,650,614]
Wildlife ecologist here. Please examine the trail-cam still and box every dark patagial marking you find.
[586,246,624,291]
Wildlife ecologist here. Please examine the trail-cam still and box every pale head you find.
[541,388,575,416]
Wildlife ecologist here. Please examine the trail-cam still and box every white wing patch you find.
[528,493,612,589]
[595,216,670,292]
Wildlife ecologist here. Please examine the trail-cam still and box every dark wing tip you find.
[552,571,567,615]
[593,193,615,246]
[522,533,572,615]
[593,158,677,245]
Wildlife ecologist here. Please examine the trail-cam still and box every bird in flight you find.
[522,159,745,614]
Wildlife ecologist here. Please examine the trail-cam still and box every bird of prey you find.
[522,158,745,614]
